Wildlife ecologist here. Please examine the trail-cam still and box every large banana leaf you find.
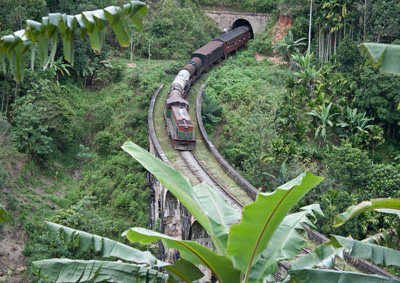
[227,172,323,280]
[122,141,233,254]
[45,222,163,267]
[193,182,241,254]
[0,1,147,82]
[290,243,343,270]
[362,43,400,76]
[124,227,241,283]
[288,269,400,283]
[164,259,204,283]
[364,228,399,249]
[330,235,400,267]
[248,204,324,282]
[32,259,167,283]
[0,204,14,225]
[38,222,205,283]
[334,199,400,228]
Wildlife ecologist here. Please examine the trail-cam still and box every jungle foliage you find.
[1,0,400,281]
[201,0,400,267]
[30,142,400,283]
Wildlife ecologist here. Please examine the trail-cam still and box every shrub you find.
[323,142,372,190]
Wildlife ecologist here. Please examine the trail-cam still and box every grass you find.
[186,73,254,205]
[152,56,254,204]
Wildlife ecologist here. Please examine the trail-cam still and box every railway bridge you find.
[204,10,273,34]
[147,84,398,281]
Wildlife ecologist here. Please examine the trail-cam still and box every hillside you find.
[1,0,400,281]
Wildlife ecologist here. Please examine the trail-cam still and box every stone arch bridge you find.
[205,10,273,34]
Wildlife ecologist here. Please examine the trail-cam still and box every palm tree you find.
[293,52,322,98]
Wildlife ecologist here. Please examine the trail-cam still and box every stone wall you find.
[205,10,273,33]
[147,85,213,272]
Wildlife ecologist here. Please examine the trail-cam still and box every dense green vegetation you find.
[1,0,400,281]
[0,0,220,280]
[201,0,400,251]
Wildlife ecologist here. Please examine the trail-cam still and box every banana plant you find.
[362,43,400,110]
[336,106,374,146]
[288,198,400,282]
[274,30,306,69]
[362,43,400,77]
[0,204,14,225]
[0,1,147,82]
[33,141,325,282]
[307,102,337,145]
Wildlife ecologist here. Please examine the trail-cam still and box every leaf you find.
[193,181,240,228]
[38,35,48,68]
[288,269,400,283]
[45,222,164,267]
[0,204,14,225]
[164,259,204,283]
[330,235,400,267]
[334,199,400,228]
[104,6,130,47]
[124,227,241,283]
[32,259,167,283]
[60,15,76,65]
[0,1,147,82]
[362,43,400,76]
[290,243,343,270]
[121,141,213,236]
[227,172,323,279]
[193,182,240,254]
[249,204,324,282]
[363,228,399,248]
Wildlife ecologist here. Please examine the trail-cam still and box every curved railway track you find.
[179,150,243,211]
[149,58,399,281]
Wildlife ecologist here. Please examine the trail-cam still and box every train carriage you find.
[164,25,252,151]
[214,26,251,57]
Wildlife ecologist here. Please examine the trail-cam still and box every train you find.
[164,25,252,150]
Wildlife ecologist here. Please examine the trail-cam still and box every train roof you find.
[171,105,193,125]
[213,26,249,43]
[166,96,189,106]
[192,41,223,57]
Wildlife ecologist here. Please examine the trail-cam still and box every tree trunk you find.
[334,31,337,55]
[308,0,313,55]
[362,0,368,42]
[1,92,4,114]
[5,93,9,116]
[148,43,151,67]
[130,42,133,62]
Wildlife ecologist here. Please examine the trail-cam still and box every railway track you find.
[179,150,243,211]
[179,150,320,280]
[150,84,336,281]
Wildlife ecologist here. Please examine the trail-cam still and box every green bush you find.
[11,95,53,158]
[323,142,372,190]
[365,164,400,199]
[95,130,113,155]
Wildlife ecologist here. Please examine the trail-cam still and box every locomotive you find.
[164,25,252,150]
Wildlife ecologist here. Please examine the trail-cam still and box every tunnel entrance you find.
[232,19,254,39]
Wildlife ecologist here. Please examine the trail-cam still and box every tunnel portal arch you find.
[232,19,254,39]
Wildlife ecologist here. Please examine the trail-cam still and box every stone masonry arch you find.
[232,19,254,39]
[205,10,272,34]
